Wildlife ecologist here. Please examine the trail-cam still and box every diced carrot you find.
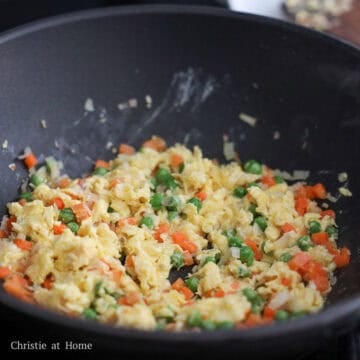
[245,239,262,261]
[281,223,296,233]
[303,261,329,293]
[170,153,184,168]
[14,239,32,251]
[183,251,194,266]
[281,277,291,287]
[109,178,122,189]
[58,177,71,188]
[311,232,329,246]
[125,254,135,270]
[0,229,8,238]
[3,275,33,303]
[50,197,65,210]
[263,306,276,319]
[117,217,137,227]
[243,314,266,327]
[119,143,135,155]
[304,186,315,199]
[23,153,38,169]
[312,274,329,293]
[95,160,109,169]
[0,266,10,279]
[295,196,309,216]
[195,191,207,201]
[261,175,276,187]
[154,223,170,243]
[288,252,312,273]
[171,278,185,291]
[312,183,327,200]
[6,216,16,232]
[213,289,225,298]
[334,247,350,268]
[179,286,194,300]
[72,203,91,222]
[119,291,141,306]
[142,136,167,152]
[42,275,53,290]
[172,232,198,254]
[230,281,241,290]
[321,210,336,219]
[112,269,123,285]
[53,223,67,235]
[295,185,307,198]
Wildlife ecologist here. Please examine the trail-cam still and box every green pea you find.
[297,235,313,251]
[30,174,44,187]
[200,320,216,331]
[185,277,199,293]
[107,206,115,213]
[93,167,108,176]
[155,168,174,185]
[139,216,154,229]
[242,288,264,314]
[242,288,258,302]
[240,246,254,266]
[167,211,178,221]
[186,310,203,327]
[187,197,202,212]
[309,220,321,234]
[233,186,247,198]
[82,308,97,320]
[326,226,338,239]
[274,175,285,184]
[238,266,251,278]
[170,251,184,269]
[228,236,243,248]
[58,208,76,224]
[275,310,289,321]
[150,193,164,211]
[244,160,263,175]
[254,216,267,231]
[280,252,292,262]
[19,192,33,202]
[67,222,79,233]
[216,321,234,330]
[248,204,258,217]
[164,196,180,211]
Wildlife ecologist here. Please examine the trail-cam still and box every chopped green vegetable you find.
[150,178,157,190]
[30,174,44,187]
[238,266,251,278]
[187,197,202,212]
[171,251,184,269]
[167,211,178,221]
[200,320,216,331]
[274,175,285,184]
[233,186,247,198]
[94,281,102,296]
[58,208,76,224]
[164,196,180,211]
[107,206,115,213]
[254,216,267,231]
[240,246,254,266]
[228,236,243,248]
[186,310,203,327]
[203,256,216,265]
[244,160,263,175]
[248,203,258,217]
[67,222,79,233]
[275,310,289,321]
[139,216,154,229]
[242,288,264,314]
[216,321,234,329]
[155,168,174,187]
[179,163,185,173]
[223,229,237,239]
[150,193,164,211]
[93,167,108,176]
[280,252,292,262]
[326,226,338,239]
[19,192,33,202]
[308,220,321,234]
[82,308,97,320]
[297,235,313,251]
[185,277,199,293]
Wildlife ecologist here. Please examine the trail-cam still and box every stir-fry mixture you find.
[0,136,350,331]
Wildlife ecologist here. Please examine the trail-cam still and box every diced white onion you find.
[268,290,290,309]
[230,247,240,258]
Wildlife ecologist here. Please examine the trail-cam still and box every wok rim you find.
[0,4,359,344]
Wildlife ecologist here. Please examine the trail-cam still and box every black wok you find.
[0,5,359,358]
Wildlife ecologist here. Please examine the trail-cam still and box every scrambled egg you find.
[0,138,350,331]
